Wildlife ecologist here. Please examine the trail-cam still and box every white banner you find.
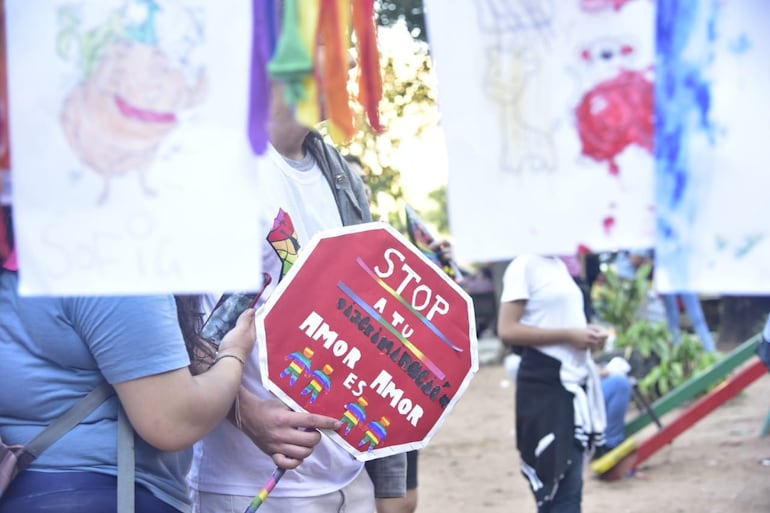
[425,0,656,262]
[6,0,263,295]
[655,0,770,294]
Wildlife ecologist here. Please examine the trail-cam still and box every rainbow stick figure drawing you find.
[280,347,314,386]
[300,364,334,403]
[359,416,390,451]
[340,397,368,436]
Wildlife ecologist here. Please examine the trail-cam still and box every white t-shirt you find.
[500,254,591,382]
[189,143,363,497]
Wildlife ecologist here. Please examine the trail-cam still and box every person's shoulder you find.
[304,130,340,156]
[68,295,177,320]
[304,131,350,171]
[505,254,535,275]
[511,254,543,267]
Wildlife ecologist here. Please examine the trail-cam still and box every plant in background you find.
[637,332,719,398]
[614,320,670,359]
[592,262,652,332]
[593,262,720,399]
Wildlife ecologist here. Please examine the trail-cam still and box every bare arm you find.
[114,309,256,452]
[497,300,607,351]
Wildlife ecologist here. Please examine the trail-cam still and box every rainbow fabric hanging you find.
[294,0,321,127]
[317,0,355,141]
[250,0,384,152]
[268,0,314,105]
[248,0,277,155]
[352,0,384,133]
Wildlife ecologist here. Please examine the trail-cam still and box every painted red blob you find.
[575,70,654,175]
[602,216,616,235]
[577,243,592,255]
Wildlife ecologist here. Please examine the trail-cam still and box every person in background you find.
[189,77,406,513]
[615,248,716,352]
[755,314,770,370]
[503,255,632,467]
[0,221,256,513]
[596,358,632,457]
[661,292,716,352]
[613,248,652,284]
[498,254,608,513]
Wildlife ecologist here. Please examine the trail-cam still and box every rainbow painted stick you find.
[242,466,287,513]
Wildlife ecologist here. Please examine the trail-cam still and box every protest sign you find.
[256,222,478,461]
[404,204,463,284]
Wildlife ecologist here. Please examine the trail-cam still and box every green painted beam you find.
[625,334,762,438]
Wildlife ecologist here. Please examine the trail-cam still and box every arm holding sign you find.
[498,300,608,351]
[0,272,255,512]
[115,308,256,451]
[193,285,341,468]
[190,61,402,510]
[497,255,607,352]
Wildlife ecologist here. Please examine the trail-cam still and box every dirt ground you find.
[417,358,770,513]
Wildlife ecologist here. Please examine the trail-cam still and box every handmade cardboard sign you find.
[405,204,463,283]
[256,222,478,461]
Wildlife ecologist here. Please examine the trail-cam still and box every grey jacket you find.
[303,131,407,498]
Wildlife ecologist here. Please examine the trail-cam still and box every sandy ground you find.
[417,356,770,513]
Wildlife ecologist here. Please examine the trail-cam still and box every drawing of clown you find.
[58,0,208,203]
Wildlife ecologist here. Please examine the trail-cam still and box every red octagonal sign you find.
[256,222,478,460]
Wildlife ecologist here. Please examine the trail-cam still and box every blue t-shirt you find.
[0,272,191,512]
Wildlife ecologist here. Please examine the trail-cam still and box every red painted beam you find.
[633,359,767,469]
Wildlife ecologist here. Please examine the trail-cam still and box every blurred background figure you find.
[498,254,608,513]
[614,248,716,352]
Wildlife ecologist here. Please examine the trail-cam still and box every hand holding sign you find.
[256,222,478,460]
[235,389,342,470]
[244,223,478,510]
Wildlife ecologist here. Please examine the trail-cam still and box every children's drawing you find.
[655,0,770,293]
[574,36,654,175]
[7,0,262,296]
[426,0,656,260]
[476,0,557,174]
[655,2,717,291]
[58,0,207,203]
